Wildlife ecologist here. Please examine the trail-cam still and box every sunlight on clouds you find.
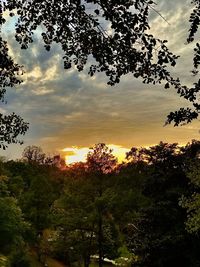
[62,147,89,164]
[109,144,130,163]
[64,112,83,120]
[0,107,6,114]
[43,65,58,81]
[110,112,119,117]
[62,144,130,165]
[26,66,42,80]
[3,10,12,20]
[26,64,58,83]
[149,2,191,52]
[7,43,15,58]
[32,87,54,96]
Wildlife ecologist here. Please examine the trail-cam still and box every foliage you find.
[52,144,120,267]
[9,250,30,267]
[20,174,54,233]
[87,143,117,174]
[0,255,9,267]
[1,0,178,86]
[52,170,97,266]
[0,197,29,254]
[2,142,200,266]
[128,142,200,267]
[0,113,28,150]
[1,1,200,126]
[179,156,200,234]
[0,36,28,148]
[22,146,46,164]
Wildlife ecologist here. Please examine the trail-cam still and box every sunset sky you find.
[1,0,200,163]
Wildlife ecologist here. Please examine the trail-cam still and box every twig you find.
[149,5,170,25]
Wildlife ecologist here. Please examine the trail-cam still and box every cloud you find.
[0,0,200,159]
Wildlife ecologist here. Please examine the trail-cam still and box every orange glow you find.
[62,147,89,165]
[62,144,130,165]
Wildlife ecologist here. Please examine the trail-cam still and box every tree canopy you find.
[0,37,28,149]
[1,142,200,266]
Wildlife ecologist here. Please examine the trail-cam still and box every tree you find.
[111,161,149,260]
[0,36,28,149]
[1,157,65,264]
[86,143,117,267]
[18,173,57,264]
[129,142,200,267]
[179,141,200,234]
[52,163,97,267]
[1,0,200,125]
[22,146,46,164]
[53,148,120,267]
[0,172,30,265]
[126,141,181,166]
[0,197,28,254]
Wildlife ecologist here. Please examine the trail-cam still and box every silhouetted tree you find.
[0,36,28,149]
[86,143,117,267]
[1,1,200,125]
[22,146,45,164]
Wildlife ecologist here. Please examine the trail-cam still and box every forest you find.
[1,141,200,267]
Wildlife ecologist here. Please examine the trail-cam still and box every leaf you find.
[165,83,170,89]
[94,9,100,15]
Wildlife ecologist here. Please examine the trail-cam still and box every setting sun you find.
[62,147,89,165]
[62,144,130,165]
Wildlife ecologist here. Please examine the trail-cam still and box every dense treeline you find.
[1,141,200,266]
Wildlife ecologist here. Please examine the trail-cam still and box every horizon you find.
[0,140,195,165]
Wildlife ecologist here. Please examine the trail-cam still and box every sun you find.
[62,145,130,165]
[62,147,89,165]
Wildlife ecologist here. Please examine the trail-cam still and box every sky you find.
[1,0,200,163]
